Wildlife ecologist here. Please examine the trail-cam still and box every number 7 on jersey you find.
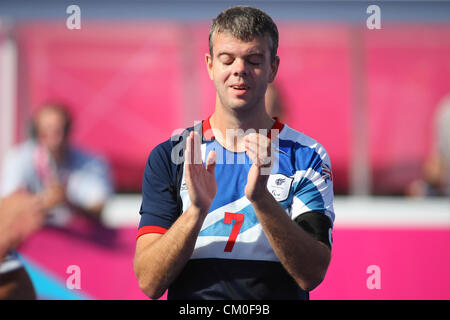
[224,212,244,252]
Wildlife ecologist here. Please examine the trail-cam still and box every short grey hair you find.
[209,6,279,62]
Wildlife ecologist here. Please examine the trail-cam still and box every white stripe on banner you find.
[101,195,450,230]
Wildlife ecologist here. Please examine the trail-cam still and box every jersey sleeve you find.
[137,139,181,239]
[290,145,335,248]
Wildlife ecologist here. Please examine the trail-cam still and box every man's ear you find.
[269,56,280,83]
[205,53,214,80]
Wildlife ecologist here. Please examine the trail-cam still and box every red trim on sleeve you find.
[136,226,168,240]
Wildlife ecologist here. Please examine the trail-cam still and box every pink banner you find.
[311,227,450,300]
[366,25,450,193]
[17,22,187,191]
[15,22,450,194]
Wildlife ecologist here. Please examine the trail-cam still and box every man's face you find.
[206,32,279,113]
[35,108,68,152]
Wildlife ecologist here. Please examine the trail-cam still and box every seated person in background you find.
[0,102,114,225]
[0,102,114,292]
[407,95,450,197]
[0,191,45,299]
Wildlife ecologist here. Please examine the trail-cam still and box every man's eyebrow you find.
[217,52,233,58]
[217,52,265,58]
[246,52,265,57]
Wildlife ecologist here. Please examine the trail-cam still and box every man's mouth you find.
[230,84,250,91]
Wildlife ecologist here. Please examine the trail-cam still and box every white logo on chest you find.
[266,174,293,202]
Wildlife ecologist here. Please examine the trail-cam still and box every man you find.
[0,102,113,296]
[0,103,113,224]
[134,6,335,300]
[406,94,450,197]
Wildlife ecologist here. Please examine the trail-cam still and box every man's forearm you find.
[251,191,331,291]
[134,205,207,299]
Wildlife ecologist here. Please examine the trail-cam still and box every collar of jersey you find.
[201,116,285,142]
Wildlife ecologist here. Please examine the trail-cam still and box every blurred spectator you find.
[265,82,284,120]
[0,102,114,226]
[406,94,450,197]
[0,191,45,299]
[0,102,114,295]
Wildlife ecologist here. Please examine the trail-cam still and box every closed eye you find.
[218,53,234,65]
[247,54,264,66]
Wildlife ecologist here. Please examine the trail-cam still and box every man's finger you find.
[244,133,270,145]
[192,131,203,165]
[245,147,261,166]
[185,131,193,165]
[206,150,217,174]
[245,143,273,168]
[244,134,272,156]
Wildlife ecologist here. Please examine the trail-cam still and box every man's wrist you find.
[248,189,275,208]
[188,204,210,219]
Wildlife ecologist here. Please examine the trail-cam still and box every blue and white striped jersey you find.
[138,118,335,300]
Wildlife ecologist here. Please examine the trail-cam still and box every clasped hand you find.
[184,131,274,214]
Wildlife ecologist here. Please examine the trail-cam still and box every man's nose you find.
[232,58,247,76]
